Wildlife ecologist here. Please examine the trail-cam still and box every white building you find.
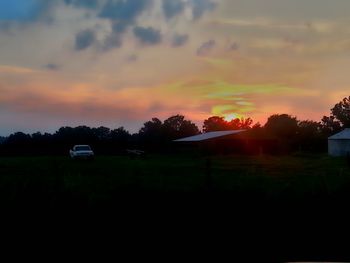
[328,128,350,156]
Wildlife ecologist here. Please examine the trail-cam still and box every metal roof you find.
[174,130,246,142]
[328,128,350,140]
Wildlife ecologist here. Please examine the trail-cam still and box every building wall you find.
[328,139,350,156]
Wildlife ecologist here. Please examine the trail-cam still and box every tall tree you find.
[110,127,131,142]
[264,114,298,138]
[229,118,253,130]
[203,116,230,132]
[163,115,200,139]
[92,126,111,140]
[331,96,350,127]
[138,118,164,142]
[320,116,342,136]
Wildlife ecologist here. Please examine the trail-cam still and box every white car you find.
[69,145,94,160]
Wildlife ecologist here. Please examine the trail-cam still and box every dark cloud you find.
[111,20,129,34]
[191,0,217,20]
[97,0,154,51]
[197,39,215,56]
[75,29,96,51]
[44,63,61,71]
[101,33,123,51]
[133,26,162,45]
[99,20,131,52]
[99,20,132,51]
[172,33,189,47]
[162,0,185,19]
[98,0,152,22]
[64,0,99,9]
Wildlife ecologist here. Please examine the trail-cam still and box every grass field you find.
[1,153,349,260]
[0,153,350,208]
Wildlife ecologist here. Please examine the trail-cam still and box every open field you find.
[0,153,350,208]
[0,154,348,260]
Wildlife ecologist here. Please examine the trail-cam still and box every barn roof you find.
[328,128,350,140]
[174,130,246,142]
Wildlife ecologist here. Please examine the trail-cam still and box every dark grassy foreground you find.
[0,153,349,205]
[1,153,350,259]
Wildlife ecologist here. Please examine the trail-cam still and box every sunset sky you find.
[1,0,350,135]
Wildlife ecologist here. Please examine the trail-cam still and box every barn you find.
[174,130,278,155]
[174,130,246,143]
[328,128,350,157]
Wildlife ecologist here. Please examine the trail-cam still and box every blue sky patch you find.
[0,0,42,21]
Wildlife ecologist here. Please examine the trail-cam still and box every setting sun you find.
[224,113,242,122]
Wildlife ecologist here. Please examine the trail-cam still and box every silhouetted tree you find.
[4,132,32,155]
[106,127,132,154]
[263,114,299,152]
[138,118,164,143]
[163,115,200,140]
[246,122,265,139]
[92,126,111,140]
[29,132,54,154]
[54,126,96,144]
[297,120,325,151]
[203,116,230,132]
[298,120,322,137]
[320,116,342,136]
[252,122,262,129]
[229,117,253,130]
[265,114,298,138]
[203,116,253,132]
[110,127,131,141]
[110,127,131,146]
[0,136,6,144]
[331,96,350,127]
[6,132,31,144]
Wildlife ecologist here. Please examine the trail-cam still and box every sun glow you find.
[224,113,242,121]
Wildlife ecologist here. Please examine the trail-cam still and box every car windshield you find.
[75,146,91,151]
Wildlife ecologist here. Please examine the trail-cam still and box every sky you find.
[1,0,350,135]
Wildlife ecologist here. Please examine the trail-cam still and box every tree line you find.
[0,96,349,155]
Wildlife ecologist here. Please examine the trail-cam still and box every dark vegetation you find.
[0,96,349,155]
